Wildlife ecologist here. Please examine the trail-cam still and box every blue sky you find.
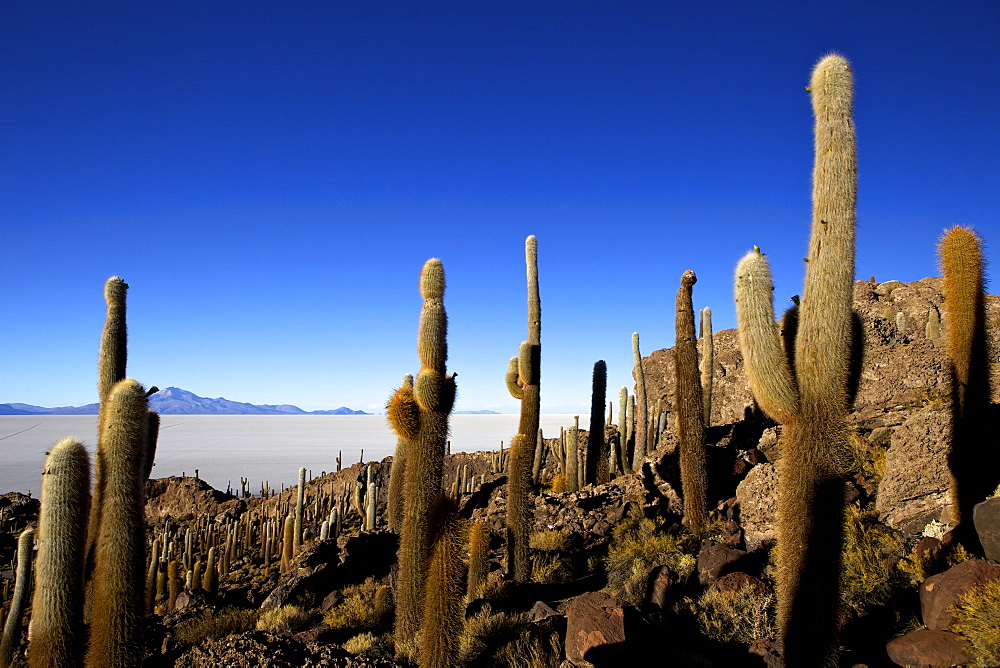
[2,1,997,414]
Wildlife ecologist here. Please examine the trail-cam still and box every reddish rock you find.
[565,591,628,665]
[696,543,746,585]
[885,629,973,668]
[920,558,1000,630]
[647,565,676,609]
[711,572,771,597]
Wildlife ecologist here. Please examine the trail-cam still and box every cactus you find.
[532,428,544,486]
[926,306,941,340]
[396,259,456,647]
[0,529,34,668]
[387,374,415,532]
[733,54,855,666]
[167,561,181,611]
[586,361,608,485]
[86,378,149,668]
[467,522,489,600]
[938,226,991,541]
[418,496,467,668]
[30,438,90,668]
[294,467,306,552]
[675,271,708,534]
[280,514,294,573]
[142,410,159,483]
[203,547,218,595]
[144,538,160,614]
[699,307,714,425]
[504,236,542,584]
[631,333,647,472]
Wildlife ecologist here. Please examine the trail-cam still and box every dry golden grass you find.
[172,608,259,646]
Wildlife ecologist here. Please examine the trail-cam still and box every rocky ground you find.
[0,277,998,667]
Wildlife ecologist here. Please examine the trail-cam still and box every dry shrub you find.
[840,505,906,611]
[529,529,570,552]
[461,605,561,667]
[949,577,1000,667]
[172,608,259,646]
[529,529,572,584]
[256,605,311,634]
[324,577,393,632]
[605,516,695,604]
[688,586,775,644]
[342,631,388,655]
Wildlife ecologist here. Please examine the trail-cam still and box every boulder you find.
[696,543,747,585]
[885,629,973,668]
[565,591,630,666]
[735,463,778,550]
[920,558,1000,630]
[973,497,1000,561]
[876,405,956,535]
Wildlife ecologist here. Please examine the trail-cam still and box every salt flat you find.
[0,414,578,495]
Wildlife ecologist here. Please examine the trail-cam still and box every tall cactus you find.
[733,54,855,666]
[395,259,456,649]
[699,307,714,425]
[0,529,34,668]
[387,374,416,532]
[86,378,149,668]
[30,438,90,668]
[505,236,541,583]
[418,496,466,668]
[586,361,608,485]
[675,271,708,534]
[938,226,991,540]
[631,333,647,472]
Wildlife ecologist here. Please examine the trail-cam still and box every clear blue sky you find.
[3,1,997,414]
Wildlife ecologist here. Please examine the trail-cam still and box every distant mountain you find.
[0,388,369,416]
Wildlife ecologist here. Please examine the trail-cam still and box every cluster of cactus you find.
[734,54,856,665]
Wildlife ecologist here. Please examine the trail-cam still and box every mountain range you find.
[0,387,370,416]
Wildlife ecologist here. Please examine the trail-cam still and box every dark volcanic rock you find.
[973,497,1000,561]
[564,591,630,666]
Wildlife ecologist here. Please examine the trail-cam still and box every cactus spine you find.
[699,307,714,425]
[0,529,34,668]
[734,54,855,666]
[505,236,541,583]
[396,259,456,648]
[30,439,90,668]
[675,271,708,534]
[631,333,647,472]
[86,378,149,668]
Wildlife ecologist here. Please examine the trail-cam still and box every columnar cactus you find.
[294,467,306,552]
[466,522,489,600]
[395,259,456,648]
[733,53,855,666]
[505,236,541,583]
[675,271,708,534]
[386,374,415,532]
[586,361,608,485]
[86,378,149,668]
[30,439,90,668]
[0,529,34,668]
[938,226,990,538]
[699,307,714,425]
[631,333,647,472]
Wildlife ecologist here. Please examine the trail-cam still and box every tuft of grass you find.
[342,631,387,655]
[840,505,906,611]
[324,577,393,633]
[256,605,311,634]
[848,431,887,486]
[605,516,695,604]
[949,577,1000,667]
[549,474,566,494]
[172,608,259,646]
[529,530,570,552]
[529,530,572,584]
[687,586,775,644]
